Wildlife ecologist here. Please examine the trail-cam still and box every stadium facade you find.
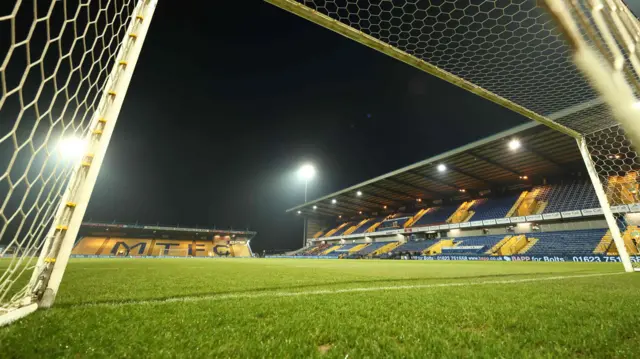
[70,223,255,258]
[287,123,640,263]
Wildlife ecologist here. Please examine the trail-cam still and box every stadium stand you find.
[353,242,387,255]
[71,223,255,258]
[377,216,412,231]
[325,243,359,257]
[441,235,506,255]
[539,182,599,213]
[411,205,458,227]
[353,216,386,234]
[524,229,607,257]
[470,195,520,221]
[390,240,438,254]
[299,226,640,260]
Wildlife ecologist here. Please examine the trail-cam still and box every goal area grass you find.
[0,258,638,358]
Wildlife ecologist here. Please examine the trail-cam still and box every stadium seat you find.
[469,195,519,221]
[389,240,438,254]
[525,229,607,256]
[441,235,506,255]
[539,182,599,213]
[411,205,457,227]
[377,216,412,231]
[71,237,109,255]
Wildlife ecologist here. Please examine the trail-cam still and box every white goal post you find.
[266,0,640,272]
[0,0,157,326]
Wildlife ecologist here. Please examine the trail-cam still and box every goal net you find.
[266,0,640,271]
[0,0,157,325]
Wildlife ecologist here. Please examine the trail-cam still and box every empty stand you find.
[470,195,519,221]
[441,235,506,255]
[71,237,109,255]
[377,216,411,231]
[353,242,387,255]
[391,240,438,253]
[324,223,350,237]
[323,243,359,257]
[332,223,355,237]
[353,216,385,234]
[540,182,599,213]
[343,219,371,235]
[411,205,457,227]
[525,229,606,256]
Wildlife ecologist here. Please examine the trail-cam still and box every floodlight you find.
[298,163,316,180]
[58,136,88,160]
[509,139,521,151]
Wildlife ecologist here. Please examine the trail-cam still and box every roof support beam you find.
[408,170,459,191]
[384,178,444,196]
[357,188,405,205]
[336,196,382,212]
[522,146,564,169]
[446,164,494,187]
[319,200,363,213]
[467,151,521,177]
[369,183,417,201]
[300,208,338,217]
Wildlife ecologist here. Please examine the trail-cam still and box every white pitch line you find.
[77,272,625,308]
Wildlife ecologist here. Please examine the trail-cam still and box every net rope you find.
[274,0,640,268]
[0,0,139,312]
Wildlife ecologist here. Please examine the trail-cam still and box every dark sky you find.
[85,1,528,251]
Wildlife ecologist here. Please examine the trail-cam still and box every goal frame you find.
[0,0,158,326]
[266,0,639,272]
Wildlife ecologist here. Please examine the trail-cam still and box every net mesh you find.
[0,0,141,313]
[270,0,640,268]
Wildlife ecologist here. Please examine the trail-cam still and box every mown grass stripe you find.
[77,271,625,308]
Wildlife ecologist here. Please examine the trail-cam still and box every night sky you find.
[84,1,530,251]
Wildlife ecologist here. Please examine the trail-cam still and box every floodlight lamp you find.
[298,164,316,180]
[437,164,446,172]
[356,191,362,196]
[508,139,521,151]
[58,136,88,160]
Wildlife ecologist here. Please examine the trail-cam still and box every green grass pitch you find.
[1,258,639,358]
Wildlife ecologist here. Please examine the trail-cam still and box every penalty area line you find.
[78,272,625,308]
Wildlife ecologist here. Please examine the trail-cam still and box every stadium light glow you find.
[356,190,362,196]
[297,210,301,214]
[338,215,342,218]
[331,199,337,204]
[58,136,88,160]
[359,211,363,214]
[383,205,387,209]
[312,205,317,210]
[298,163,316,181]
[437,164,446,172]
[508,139,521,151]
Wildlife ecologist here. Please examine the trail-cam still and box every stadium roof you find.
[81,222,257,236]
[288,122,586,218]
